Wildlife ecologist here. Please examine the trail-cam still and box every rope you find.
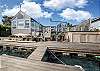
[48,50,85,70]
[48,50,67,67]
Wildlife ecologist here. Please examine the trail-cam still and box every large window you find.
[12,21,16,28]
[25,20,29,28]
[17,19,24,29]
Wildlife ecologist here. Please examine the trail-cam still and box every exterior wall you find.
[65,32,100,43]
[12,29,30,34]
[72,34,80,42]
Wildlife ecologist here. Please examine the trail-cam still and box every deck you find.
[0,55,82,71]
[1,40,100,71]
[28,46,47,61]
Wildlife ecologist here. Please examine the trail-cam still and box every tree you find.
[0,16,12,36]
[66,23,73,31]
[94,28,99,32]
[67,23,72,27]
[0,24,11,37]
[2,16,13,26]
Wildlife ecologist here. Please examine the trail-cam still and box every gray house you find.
[11,10,43,37]
[57,23,65,33]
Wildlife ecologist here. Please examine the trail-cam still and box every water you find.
[42,51,100,71]
[0,49,34,58]
[60,56,100,71]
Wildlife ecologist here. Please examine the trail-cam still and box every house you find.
[11,10,43,37]
[76,17,100,31]
[76,19,91,31]
[89,17,100,31]
[43,26,51,41]
[67,19,91,32]
[51,26,56,41]
[57,23,65,33]
[69,25,79,31]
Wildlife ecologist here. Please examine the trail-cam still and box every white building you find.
[43,26,51,38]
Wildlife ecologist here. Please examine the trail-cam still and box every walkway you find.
[28,46,47,61]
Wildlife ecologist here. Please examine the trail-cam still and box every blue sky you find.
[0,0,100,26]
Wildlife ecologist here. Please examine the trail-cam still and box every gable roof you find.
[11,10,43,26]
[11,10,31,21]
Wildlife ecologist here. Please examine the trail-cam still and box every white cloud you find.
[2,0,53,18]
[60,8,91,22]
[43,12,53,18]
[43,0,88,10]
[2,6,19,17]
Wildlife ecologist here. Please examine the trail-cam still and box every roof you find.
[91,17,100,23]
[79,17,100,26]
[11,10,31,21]
[11,10,43,26]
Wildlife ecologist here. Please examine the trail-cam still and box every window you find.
[18,23,24,26]
[25,20,29,28]
[12,21,16,28]
[17,20,24,29]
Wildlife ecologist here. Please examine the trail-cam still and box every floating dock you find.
[1,40,100,71]
[28,46,47,61]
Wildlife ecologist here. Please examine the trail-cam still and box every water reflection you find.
[0,47,35,58]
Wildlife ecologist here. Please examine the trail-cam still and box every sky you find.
[0,0,100,26]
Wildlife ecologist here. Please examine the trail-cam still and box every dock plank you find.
[0,55,82,71]
[28,46,47,61]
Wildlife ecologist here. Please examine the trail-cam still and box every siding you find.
[12,29,31,34]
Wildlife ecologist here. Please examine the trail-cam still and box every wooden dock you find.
[48,47,100,56]
[28,46,47,61]
[1,40,100,71]
[0,55,82,71]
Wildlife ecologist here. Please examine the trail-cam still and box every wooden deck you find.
[0,55,82,71]
[1,40,100,71]
[48,47,100,56]
[28,46,47,61]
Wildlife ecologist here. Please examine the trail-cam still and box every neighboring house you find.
[67,19,91,32]
[77,19,91,31]
[76,17,100,31]
[43,26,51,40]
[89,17,100,31]
[51,26,56,32]
[57,23,65,33]
[11,10,43,37]
[43,26,57,41]
[51,26,56,41]
[70,25,79,31]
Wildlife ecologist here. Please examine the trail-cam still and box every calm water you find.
[0,50,34,58]
[43,51,100,71]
